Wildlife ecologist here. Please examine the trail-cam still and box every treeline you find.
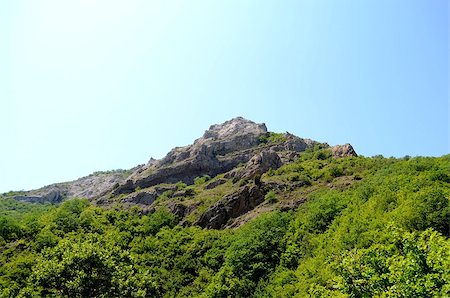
[0,153,449,297]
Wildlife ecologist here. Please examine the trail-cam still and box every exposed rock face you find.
[195,183,264,229]
[237,150,282,180]
[204,178,227,190]
[113,117,269,195]
[15,190,63,204]
[111,119,329,197]
[12,170,131,203]
[8,117,358,218]
[332,144,358,158]
[167,201,200,219]
[269,133,313,152]
[121,191,157,205]
[120,185,176,205]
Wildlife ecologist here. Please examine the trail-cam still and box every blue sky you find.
[0,0,448,192]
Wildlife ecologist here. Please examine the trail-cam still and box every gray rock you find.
[204,178,227,190]
[269,133,310,152]
[13,169,135,203]
[120,185,176,205]
[167,201,200,218]
[15,189,62,204]
[121,191,157,205]
[195,183,264,229]
[332,144,357,158]
[113,117,268,195]
[237,150,282,180]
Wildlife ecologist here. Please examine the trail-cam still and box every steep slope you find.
[1,118,448,298]
[110,117,320,195]
[1,150,448,298]
[95,117,357,228]
[11,169,133,203]
[5,117,357,229]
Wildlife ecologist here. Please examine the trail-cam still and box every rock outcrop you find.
[332,144,358,158]
[7,117,358,218]
[204,178,227,190]
[167,201,200,219]
[194,183,265,229]
[12,170,131,203]
[112,117,269,195]
[111,118,328,197]
[14,190,63,204]
[236,149,282,180]
[120,185,176,205]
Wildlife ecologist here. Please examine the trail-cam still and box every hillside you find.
[5,118,356,228]
[0,118,449,297]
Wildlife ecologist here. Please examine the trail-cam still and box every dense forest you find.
[1,148,449,297]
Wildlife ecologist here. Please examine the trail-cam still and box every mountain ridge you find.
[1,119,449,297]
[5,117,357,228]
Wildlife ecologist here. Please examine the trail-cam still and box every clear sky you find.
[0,0,448,192]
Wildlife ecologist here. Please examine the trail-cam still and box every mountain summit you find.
[9,117,357,228]
[112,117,331,196]
[5,118,448,297]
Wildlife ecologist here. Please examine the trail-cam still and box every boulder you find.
[332,144,357,158]
[204,178,227,190]
[237,150,282,180]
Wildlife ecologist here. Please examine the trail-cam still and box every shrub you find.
[259,132,288,144]
[176,181,187,190]
[264,191,277,203]
[184,187,196,196]
[194,175,211,185]
[328,166,343,178]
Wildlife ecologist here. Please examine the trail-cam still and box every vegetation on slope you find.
[1,149,449,297]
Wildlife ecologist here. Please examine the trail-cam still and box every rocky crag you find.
[12,169,134,203]
[6,117,357,229]
[112,117,320,195]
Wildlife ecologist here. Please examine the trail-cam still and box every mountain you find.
[1,118,449,297]
[6,117,356,228]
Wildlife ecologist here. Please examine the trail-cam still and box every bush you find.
[314,150,331,160]
[0,216,21,241]
[334,229,450,297]
[184,187,196,197]
[264,191,277,203]
[207,212,291,296]
[176,181,187,190]
[259,132,288,144]
[194,175,211,185]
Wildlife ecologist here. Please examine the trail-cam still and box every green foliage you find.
[176,181,187,190]
[184,187,196,197]
[33,227,60,251]
[136,208,178,236]
[1,155,449,297]
[334,228,450,297]
[266,167,275,177]
[259,132,288,144]
[264,190,277,203]
[0,216,21,241]
[206,212,291,297]
[194,175,211,185]
[24,234,157,297]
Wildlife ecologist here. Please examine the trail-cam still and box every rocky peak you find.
[113,118,270,195]
[201,117,267,141]
[8,117,358,206]
[332,144,358,158]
